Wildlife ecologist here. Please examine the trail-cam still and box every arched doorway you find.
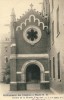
[21,60,45,90]
[26,64,40,83]
[21,60,45,83]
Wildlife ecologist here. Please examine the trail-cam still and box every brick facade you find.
[10,8,50,90]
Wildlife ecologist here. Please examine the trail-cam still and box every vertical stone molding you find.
[41,71,45,82]
[21,73,26,83]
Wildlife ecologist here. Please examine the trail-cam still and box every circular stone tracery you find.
[27,28,38,41]
[23,26,42,45]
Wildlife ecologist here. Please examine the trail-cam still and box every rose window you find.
[27,29,38,41]
[23,26,42,45]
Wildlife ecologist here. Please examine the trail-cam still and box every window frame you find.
[53,57,55,78]
[57,6,60,37]
[57,52,60,79]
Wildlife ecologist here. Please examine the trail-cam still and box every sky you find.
[0,0,43,39]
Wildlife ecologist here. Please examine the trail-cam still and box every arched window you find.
[5,46,7,52]
[5,57,8,63]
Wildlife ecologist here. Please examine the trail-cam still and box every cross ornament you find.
[30,3,33,9]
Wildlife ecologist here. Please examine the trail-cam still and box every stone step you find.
[27,83,40,90]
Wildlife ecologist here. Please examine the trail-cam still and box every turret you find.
[10,8,17,91]
[10,8,16,42]
[11,8,16,22]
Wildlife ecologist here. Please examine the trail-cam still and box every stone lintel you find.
[10,54,49,59]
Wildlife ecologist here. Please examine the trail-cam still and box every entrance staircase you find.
[27,83,40,90]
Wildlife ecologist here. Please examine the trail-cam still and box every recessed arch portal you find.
[21,60,45,83]
[26,64,40,83]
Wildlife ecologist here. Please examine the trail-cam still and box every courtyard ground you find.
[0,83,64,100]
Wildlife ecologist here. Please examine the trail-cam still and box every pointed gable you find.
[15,9,46,32]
